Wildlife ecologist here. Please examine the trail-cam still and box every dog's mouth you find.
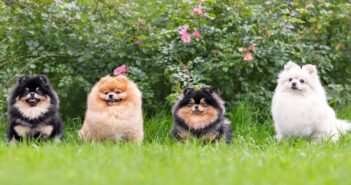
[106,98,122,104]
[290,86,302,91]
[25,98,40,107]
[290,87,303,93]
[192,110,204,114]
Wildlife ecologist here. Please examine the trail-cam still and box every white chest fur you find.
[14,102,50,119]
[272,91,336,138]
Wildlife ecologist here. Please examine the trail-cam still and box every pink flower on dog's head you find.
[181,33,192,43]
[249,44,256,52]
[114,64,129,76]
[243,52,254,62]
[193,7,203,15]
[194,31,201,38]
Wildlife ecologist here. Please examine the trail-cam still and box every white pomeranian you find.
[272,61,351,142]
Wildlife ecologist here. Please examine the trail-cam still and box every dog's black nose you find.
[109,94,113,98]
[30,92,35,97]
[195,105,199,110]
[292,82,297,87]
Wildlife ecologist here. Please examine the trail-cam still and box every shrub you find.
[0,0,350,119]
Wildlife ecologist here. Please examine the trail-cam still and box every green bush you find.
[1,0,350,119]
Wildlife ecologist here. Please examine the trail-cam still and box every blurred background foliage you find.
[0,0,350,119]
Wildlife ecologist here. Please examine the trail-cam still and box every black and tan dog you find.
[7,75,64,142]
[171,87,233,143]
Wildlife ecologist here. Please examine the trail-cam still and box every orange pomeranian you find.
[79,75,143,144]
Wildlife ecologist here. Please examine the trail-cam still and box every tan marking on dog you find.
[177,129,193,141]
[36,125,54,136]
[202,131,219,142]
[177,106,218,129]
[14,125,31,136]
[14,124,54,138]
[14,96,51,119]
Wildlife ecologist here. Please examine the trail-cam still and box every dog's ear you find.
[18,76,28,84]
[183,87,194,95]
[38,75,50,85]
[201,86,213,94]
[302,64,318,76]
[284,61,300,71]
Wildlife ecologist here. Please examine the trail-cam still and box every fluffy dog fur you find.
[272,61,351,142]
[79,75,143,144]
[7,75,64,142]
[171,87,233,143]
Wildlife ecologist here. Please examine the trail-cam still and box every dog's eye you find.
[289,78,293,82]
[115,90,121,94]
[201,102,207,107]
[104,91,109,95]
[188,102,194,107]
[300,79,305,83]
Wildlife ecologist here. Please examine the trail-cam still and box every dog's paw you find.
[275,134,284,141]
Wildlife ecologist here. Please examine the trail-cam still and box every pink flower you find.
[193,7,203,15]
[249,44,256,52]
[179,26,192,43]
[243,52,254,62]
[179,26,188,35]
[114,64,128,76]
[194,31,201,38]
[181,33,192,43]
[199,0,205,2]
[238,47,245,53]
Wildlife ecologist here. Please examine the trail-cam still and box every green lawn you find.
[0,103,351,185]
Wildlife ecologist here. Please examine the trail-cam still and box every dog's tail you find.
[335,120,351,134]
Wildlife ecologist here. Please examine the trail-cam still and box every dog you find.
[7,75,64,142]
[79,75,143,144]
[271,61,351,142]
[171,87,233,143]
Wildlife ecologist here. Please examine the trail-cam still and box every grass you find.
[0,102,351,185]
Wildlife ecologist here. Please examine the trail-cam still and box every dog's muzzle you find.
[26,97,40,106]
